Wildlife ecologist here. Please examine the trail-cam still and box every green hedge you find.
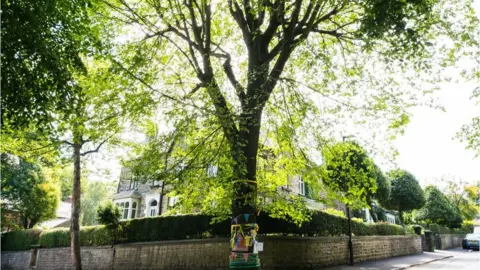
[4,211,409,250]
[39,226,114,248]
[428,223,472,234]
[1,229,42,251]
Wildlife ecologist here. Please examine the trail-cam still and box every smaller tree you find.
[415,186,463,228]
[442,177,480,221]
[97,202,121,226]
[321,141,377,209]
[367,165,391,222]
[382,169,425,225]
[81,181,114,226]
[1,154,60,228]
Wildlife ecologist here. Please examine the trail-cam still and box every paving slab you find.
[325,249,458,270]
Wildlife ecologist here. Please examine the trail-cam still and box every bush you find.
[97,202,121,225]
[39,228,70,248]
[427,223,471,234]
[1,229,42,251]
[3,210,409,250]
[39,226,114,248]
[370,222,405,236]
[323,208,346,217]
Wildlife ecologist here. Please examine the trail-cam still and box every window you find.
[123,202,129,219]
[130,180,138,190]
[150,200,158,216]
[207,165,218,177]
[131,202,137,219]
[299,176,305,196]
[168,196,179,207]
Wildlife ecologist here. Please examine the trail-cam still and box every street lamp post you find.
[343,135,355,266]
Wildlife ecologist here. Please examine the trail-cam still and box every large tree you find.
[1,0,100,129]
[1,154,60,229]
[105,0,479,268]
[383,169,425,225]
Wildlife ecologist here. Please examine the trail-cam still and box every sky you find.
[392,1,480,186]
[394,81,479,185]
[86,1,480,187]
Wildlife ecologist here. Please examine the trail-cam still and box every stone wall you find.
[1,250,31,270]
[35,246,113,270]
[434,234,465,250]
[1,236,422,270]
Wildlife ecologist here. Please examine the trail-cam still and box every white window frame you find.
[207,165,218,177]
[299,176,305,196]
[168,196,179,207]
[148,199,158,217]
[131,202,137,219]
[129,180,138,190]
[114,198,138,220]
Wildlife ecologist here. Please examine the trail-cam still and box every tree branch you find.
[80,137,110,156]
[223,54,246,108]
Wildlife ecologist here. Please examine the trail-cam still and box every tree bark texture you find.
[71,143,82,270]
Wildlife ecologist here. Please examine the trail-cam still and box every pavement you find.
[325,248,479,270]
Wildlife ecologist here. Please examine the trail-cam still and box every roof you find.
[38,218,70,229]
[113,189,143,200]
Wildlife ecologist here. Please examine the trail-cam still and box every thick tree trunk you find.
[230,114,261,269]
[71,143,82,270]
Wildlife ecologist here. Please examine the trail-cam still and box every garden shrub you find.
[97,202,121,226]
[39,226,114,248]
[4,210,410,250]
[39,228,70,248]
[1,229,42,251]
[323,208,346,218]
[427,223,471,234]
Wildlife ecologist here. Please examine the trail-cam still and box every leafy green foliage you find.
[427,223,472,235]
[414,186,463,228]
[383,170,425,224]
[1,154,60,228]
[81,181,115,226]
[97,202,121,226]
[39,226,114,248]
[373,165,391,207]
[1,229,42,251]
[1,0,103,129]
[442,178,480,221]
[3,210,406,250]
[106,0,480,226]
[321,141,377,208]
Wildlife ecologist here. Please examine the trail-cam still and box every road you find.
[409,248,480,270]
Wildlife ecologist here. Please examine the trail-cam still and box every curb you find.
[394,255,453,270]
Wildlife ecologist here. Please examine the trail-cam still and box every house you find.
[362,206,396,224]
[112,166,332,220]
[112,167,179,220]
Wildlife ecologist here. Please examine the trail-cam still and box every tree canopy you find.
[1,154,60,229]
[383,169,425,224]
[414,185,463,228]
[104,0,480,220]
[0,0,103,130]
[321,141,377,208]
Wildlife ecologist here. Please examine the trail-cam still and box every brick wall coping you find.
[25,235,420,250]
